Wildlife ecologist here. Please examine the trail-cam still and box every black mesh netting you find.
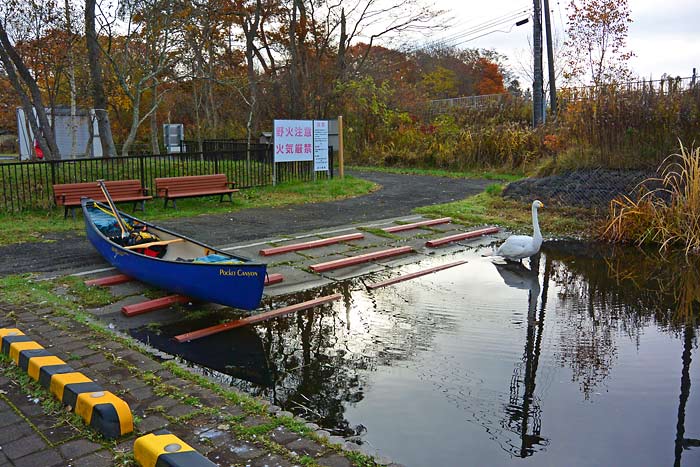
[502,169,664,211]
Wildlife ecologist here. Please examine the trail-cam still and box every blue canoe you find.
[81,198,267,310]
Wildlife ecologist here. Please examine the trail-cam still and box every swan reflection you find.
[494,256,549,457]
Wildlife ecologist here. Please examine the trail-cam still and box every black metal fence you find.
[0,143,334,212]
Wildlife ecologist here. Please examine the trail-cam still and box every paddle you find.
[97,179,131,242]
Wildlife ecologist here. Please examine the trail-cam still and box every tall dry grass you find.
[559,79,700,168]
[602,143,700,255]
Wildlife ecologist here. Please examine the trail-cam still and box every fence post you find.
[139,155,145,189]
[50,160,56,186]
[329,146,334,179]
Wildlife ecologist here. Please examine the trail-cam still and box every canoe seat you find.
[53,180,152,219]
[154,174,239,209]
[124,239,184,250]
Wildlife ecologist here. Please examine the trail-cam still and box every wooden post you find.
[338,115,344,178]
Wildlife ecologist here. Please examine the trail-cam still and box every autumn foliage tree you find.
[563,0,634,85]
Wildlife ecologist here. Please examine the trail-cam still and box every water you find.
[133,241,700,466]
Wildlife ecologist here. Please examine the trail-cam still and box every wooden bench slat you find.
[154,174,238,208]
[52,180,152,218]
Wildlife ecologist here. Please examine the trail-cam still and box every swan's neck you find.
[532,205,542,245]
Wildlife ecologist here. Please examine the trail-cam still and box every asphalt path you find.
[0,170,494,277]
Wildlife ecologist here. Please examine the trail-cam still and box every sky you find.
[416,0,700,85]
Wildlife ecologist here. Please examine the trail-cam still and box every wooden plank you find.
[425,227,500,247]
[124,238,184,250]
[84,274,132,287]
[259,233,364,256]
[122,295,190,317]
[382,217,452,233]
[366,260,468,289]
[174,293,342,343]
[309,246,414,273]
[265,273,284,285]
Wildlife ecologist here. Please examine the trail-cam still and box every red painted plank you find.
[265,273,284,285]
[174,293,342,342]
[382,217,452,233]
[122,295,190,317]
[84,274,132,287]
[260,233,364,256]
[309,246,415,273]
[425,226,500,248]
[366,260,468,289]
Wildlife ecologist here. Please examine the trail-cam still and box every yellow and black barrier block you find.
[0,328,134,439]
[134,430,217,467]
[76,391,133,440]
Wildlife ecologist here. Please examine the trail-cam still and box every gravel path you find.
[1,170,494,277]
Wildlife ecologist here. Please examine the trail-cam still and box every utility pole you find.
[543,0,557,116]
[532,0,544,126]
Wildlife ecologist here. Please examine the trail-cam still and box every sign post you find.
[313,120,329,175]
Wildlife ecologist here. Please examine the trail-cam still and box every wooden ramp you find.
[309,246,414,273]
[122,295,190,317]
[366,260,467,289]
[382,217,451,233]
[260,233,364,256]
[84,274,131,287]
[174,293,342,343]
[119,273,285,317]
[425,227,500,247]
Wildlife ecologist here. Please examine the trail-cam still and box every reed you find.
[602,143,700,255]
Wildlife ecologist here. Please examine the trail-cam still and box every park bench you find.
[154,174,239,208]
[53,179,152,219]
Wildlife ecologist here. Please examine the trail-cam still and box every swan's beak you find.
[540,202,545,208]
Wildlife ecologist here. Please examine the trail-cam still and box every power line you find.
[377,6,531,70]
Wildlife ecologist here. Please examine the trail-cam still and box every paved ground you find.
[0,170,493,278]
[0,171,501,466]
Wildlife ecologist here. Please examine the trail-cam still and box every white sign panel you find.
[313,120,329,172]
[274,120,313,162]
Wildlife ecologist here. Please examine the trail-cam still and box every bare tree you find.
[563,0,634,85]
[0,22,60,159]
[85,0,118,157]
[99,0,183,156]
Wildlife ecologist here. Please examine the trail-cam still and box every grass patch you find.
[0,176,377,246]
[415,187,599,237]
[348,165,525,182]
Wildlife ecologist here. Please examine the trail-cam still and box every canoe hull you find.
[82,200,266,310]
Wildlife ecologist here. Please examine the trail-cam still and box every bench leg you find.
[219,194,224,202]
[173,199,177,209]
[227,193,233,203]
[64,207,69,219]
[71,207,76,221]
[141,200,146,211]
[163,198,169,209]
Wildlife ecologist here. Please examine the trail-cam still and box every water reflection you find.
[132,242,700,466]
[494,257,548,457]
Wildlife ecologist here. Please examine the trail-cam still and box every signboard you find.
[313,120,329,172]
[273,120,313,162]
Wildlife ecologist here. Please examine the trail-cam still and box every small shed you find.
[17,106,103,160]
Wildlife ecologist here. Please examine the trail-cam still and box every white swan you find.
[496,200,544,262]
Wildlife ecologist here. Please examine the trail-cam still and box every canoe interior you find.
[84,201,258,265]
